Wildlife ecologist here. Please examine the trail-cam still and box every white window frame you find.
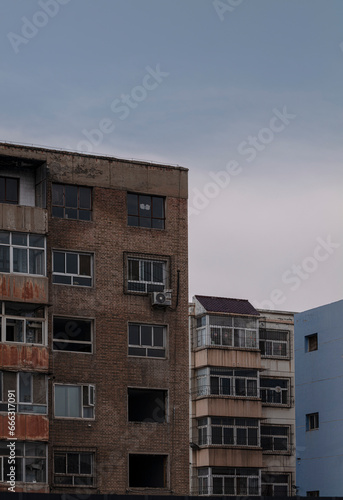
[198,417,260,447]
[52,250,93,287]
[259,329,289,358]
[196,368,259,398]
[0,371,47,414]
[0,301,46,345]
[128,323,166,358]
[54,384,95,419]
[261,473,290,496]
[261,425,290,453]
[0,441,47,484]
[196,315,258,349]
[53,450,94,486]
[0,231,46,276]
[198,467,260,496]
[260,378,289,406]
[127,256,167,293]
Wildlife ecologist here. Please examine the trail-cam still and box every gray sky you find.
[1,0,342,312]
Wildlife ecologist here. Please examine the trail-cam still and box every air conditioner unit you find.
[151,290,172,307]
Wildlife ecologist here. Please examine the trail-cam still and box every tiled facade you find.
[0,142,189,495]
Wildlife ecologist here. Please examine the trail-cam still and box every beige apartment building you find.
[189,295,296,496]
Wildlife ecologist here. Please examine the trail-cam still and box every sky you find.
[1,0,342,312]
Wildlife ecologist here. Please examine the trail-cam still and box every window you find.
[196,367,258,398]
[127,193,165,229]
[53,317,92,353]
[261,425,289,453]
[198,467,259,496]
[54,451,94,486]
[129,454,167,488]
[127,256,167,293]
[306,412,319,431]
[128,388,166,423]
[0,371,47,414]
[0,301,46,345]
[0,441,46,483]
[260,378,289,405]
[259,330,289,358]
[54,384,95,418]
[0,232,45,275]
[196,315,258,349]
[306,333,318,352]
[53,250,93,287]
[0,177,18,204]
[198,417,259,447]
[128,323,166,358]
[52,184,92,221]
[261,473,289,496]
[307,491,320,497]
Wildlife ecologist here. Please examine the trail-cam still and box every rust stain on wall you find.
[0,274,48,303]
[0,344,49,371]
[0,414,49,440]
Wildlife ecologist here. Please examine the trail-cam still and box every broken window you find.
[52,183,92,221]
[0,177,19,204]
[0,371,47,414]
[53,250,93,287]
[0,301,46,345]
[129,454,167,488]
[54,451,94,486]
[127,193,165,229]
[128,388,166,423]
[0,232,45,275]
[0,441,47,483]
[53,317,92,353]
[128,323,166,358]
[54,384,95,419]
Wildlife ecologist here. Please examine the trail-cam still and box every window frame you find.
[261,425,290,453]
[196,367,259,398]
[52,183,92,221]
[128,388,167,423]
[198,467,260,496]
[0,231,46,276]
[259,329,289,358]
[128,323,167,358]
[260,378,290,406]
[53,450,95,487]
[0,176,19,205]
[54,384,95,419]
[261,473,290,496]
[127,192,165,229]
[52,250,93,287]
[306,333,318,352]
[198,417,260,447]
[196,315,258,350]
[0,441,47,484]
[306,412,319,431]
[53,316,93,354]
[0,371,47,414]
[125,253,169,294]
[129,453,168,489]
[0,301,47,345]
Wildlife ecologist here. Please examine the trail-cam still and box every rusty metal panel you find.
[0,414,49,440]
[0,204,47,234]
[0,344,49,371]
[0,274,48,303]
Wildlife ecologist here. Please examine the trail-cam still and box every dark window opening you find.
[0,177,18,204]
[129,454,167,488]
[128,388,166,423]
[306,333,318,352]
[306,412,319,431]
[52,183,92,220]
[53,317,92,353]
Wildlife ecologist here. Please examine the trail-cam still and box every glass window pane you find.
[0,246,10,272]
[65,185,78,208]
[67,453,79,474]
[129,324,140,345]
[141,325,152,346]
[153,327,164,347]
[128,216,139,227]
[65,208,78,219]
[237,427,247,445]
[29,249,44,274]
[53,252,65,273]
[52,206,64,218]
[55,454,66,473]
[128,260,139,281]
[29,234,45,248]
[213,477,223,494]
[12,233,27,246]
[19,372,32,403]
[6,319,24,342]
[55,385,81,417]
[78,210,91,221]
[52,184,64,206]
[0,178,5,201]
[6,179,18,203]
[13,248,28,273]
[153,262,164,283]
[142,260,151,281]
[127,193,138,216]
[66,253,78,274]
[80,453,92,474]
[0,231,10,244]
[79,187,91,209]
[79,254,91,276]
[139,195,152,217]
[152,196,164,218]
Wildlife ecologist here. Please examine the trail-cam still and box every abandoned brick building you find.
[0,142,189,495]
